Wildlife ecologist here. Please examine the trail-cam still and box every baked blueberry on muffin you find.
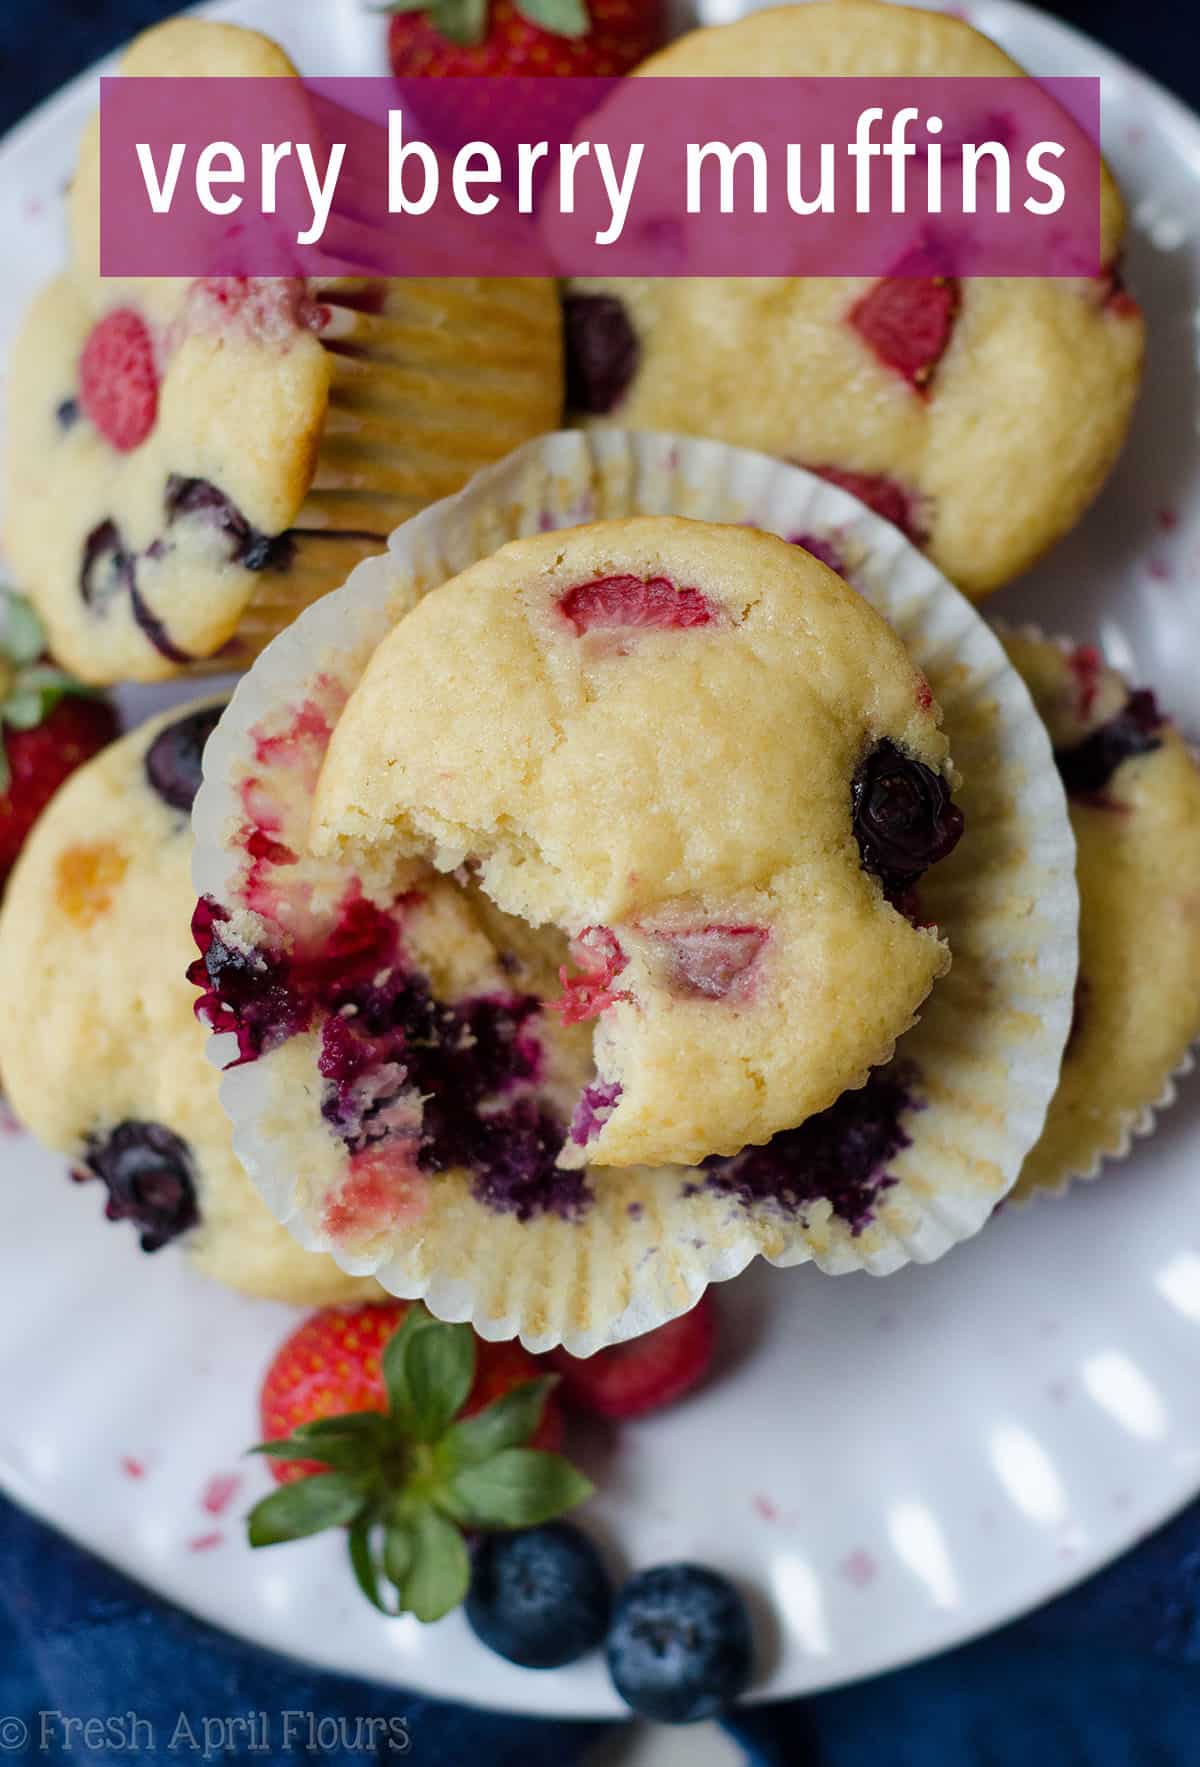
[301,517,964,1170]
[566,2,1144,599]
[0,700,381,1303]
[6,19,563,683]
[1001,632,1200,1198]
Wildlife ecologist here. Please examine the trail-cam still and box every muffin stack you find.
[0,4,1197,1342]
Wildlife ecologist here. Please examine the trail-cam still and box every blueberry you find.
[79,519,135,610]
[852,738,964,898]
[563,294,638,416]
[165,474,294,573]
[466,1524,612,1669]
[80,1121,199,1253]
[1054,690,1164,797]
[607,1563,754,1724]
[144,705,224,814]
[704,1064,915,1234]
[55,396,80,430]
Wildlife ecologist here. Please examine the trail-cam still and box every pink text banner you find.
[100,75,1103,279]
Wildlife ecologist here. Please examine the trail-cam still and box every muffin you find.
[1001,633,1200,1199]
[0,700,381,1304]
[188,430,1078,1346]
[565,1,1144,599]
[5,18,562,683]
[308,517,963,1168]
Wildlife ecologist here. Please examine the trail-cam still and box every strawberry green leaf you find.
[247,1472,367,1547]
[398,1507,471,1622]
[405,1317,477,1442]
[348,1516,401,1616]
[383,1520,414,1589]
[440,1377,557,1469]
[292,1413,391,1449]
[1,593,45,669]
[448,1449,594,1529]
[1,692,45,732]
[11,665,79,698]
[380,1304,441,1423]
[424,0,490,48]
[513,0,589,38]
[250,1433,379,1474]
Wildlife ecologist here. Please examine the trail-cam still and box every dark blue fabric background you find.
[1,4,1197,1762]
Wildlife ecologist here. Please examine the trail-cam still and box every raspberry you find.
[79,310,159,452]
[558,576,718,635]
[849,276,961,394]
[554,926,629,1024]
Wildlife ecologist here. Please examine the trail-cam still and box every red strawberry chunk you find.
[1098,263,1140,320]
[79,310,159,453]
[558,575,718,635]
[1067,644,1104,720]
[849,276,961,395]
[320,1139,428,1246]
[806,466,929,549]
[652,924,768,1000]
[554,926,630,1025]
[549,1293,717,1420]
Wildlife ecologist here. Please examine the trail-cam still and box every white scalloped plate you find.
[1,0,1199,1722]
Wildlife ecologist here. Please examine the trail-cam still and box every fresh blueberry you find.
[852,738,964,897]
[79,1121,199,1253]
[466,1524,612,1669]
[607,1563,754,1724]
[55,396,80,430]
[563,294,638,415]
[1054,690,1164,797]
[144,705,225,815]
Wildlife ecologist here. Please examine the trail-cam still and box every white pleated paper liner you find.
[192,430,1078,1354]
[992,623,1200,1207]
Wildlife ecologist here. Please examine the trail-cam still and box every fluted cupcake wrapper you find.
[992,622,1200,1207]
[192,429,1078,1353]
[183,279,564,676]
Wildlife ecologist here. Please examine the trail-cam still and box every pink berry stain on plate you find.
[200,1472,242,1517]
[188,1532,225,1554]
[839,1549,879,1589]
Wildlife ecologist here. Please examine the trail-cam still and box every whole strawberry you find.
[549,1293,717,1420]
[385,0,663,80]
[249,1302,591,1622]
[0,591,118,891]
